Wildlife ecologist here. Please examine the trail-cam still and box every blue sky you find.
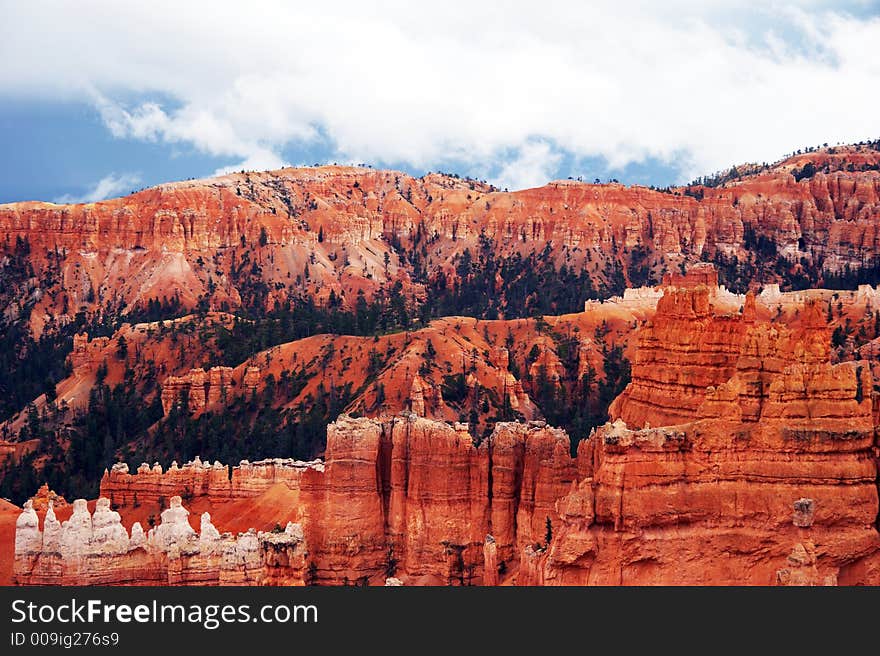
[0,100,682,203]
[1,1,879,204]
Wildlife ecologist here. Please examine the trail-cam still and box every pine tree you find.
[116,335,128,361]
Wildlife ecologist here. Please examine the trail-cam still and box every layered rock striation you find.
[5,146,880,332]
[13,269,880,585]
[160,366,234,415]
[529,283,880,585]
[20,416,579,585]
[101,457,323,506]
[13,496,308,586]
[609,264,833,428]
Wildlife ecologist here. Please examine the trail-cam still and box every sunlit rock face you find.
[5,147,880,336]
[10,256,880,585]
[529,282,880,586]
[14,415,581,586]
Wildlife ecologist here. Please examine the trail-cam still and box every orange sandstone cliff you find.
[9,269,880,586]
[527,280,880,585]
[13,415,579,585]
[4,146,880,335]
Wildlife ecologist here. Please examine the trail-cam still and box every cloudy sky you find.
[1,1,879,203]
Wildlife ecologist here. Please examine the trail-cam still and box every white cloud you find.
[53,173,141,204]
[491,141,563,191]
[3,1,880,189]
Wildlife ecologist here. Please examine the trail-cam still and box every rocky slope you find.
[6,138,880,585]
[3,144,880,336]
[0,282,643,499]
[12,268,880,585]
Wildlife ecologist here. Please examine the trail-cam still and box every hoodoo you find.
[6,145,880,586]
[13,270,880,584]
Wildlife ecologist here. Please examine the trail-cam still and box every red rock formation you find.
[160,366,234,415]
[485,421,578,565]
[661,262,719,288]
[530,283,880,585]
[11,275,880,585]
[384,417,488,584]
[242,366,262,395]
[609,281,750,428]
[297,416,388,584]
[609,266,833,429]
[408,374,427,416]
[69,332,107,369]
[5,146,880,334]
[534,407,880,585]
[28,484,67,512]
[528,344,567,383]
[19,414,579,585]
[483,535,499,586]
[100,457,322,506]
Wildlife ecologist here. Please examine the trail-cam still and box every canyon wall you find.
[160,366,234,415]
[17,415,580,585]
[529,280,880,585]
[608,267,834,428]
[100,457,323,506]
[531,384,880,585]
[5,155,880,273]
[13,272,880,585]
[4,147,880,333]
